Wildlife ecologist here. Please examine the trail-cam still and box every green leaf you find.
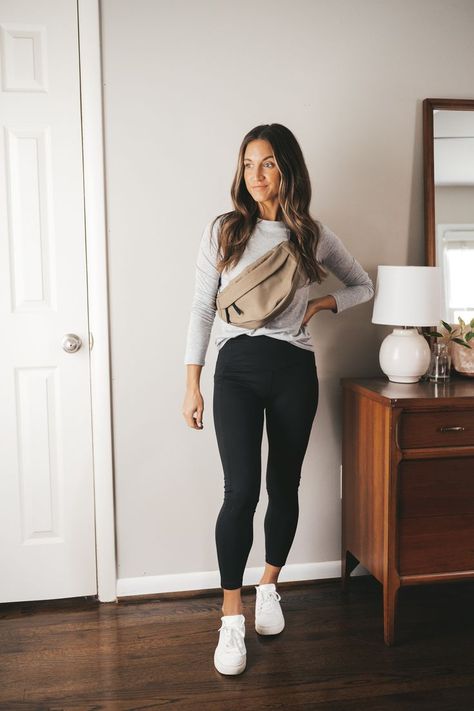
[452,337,471,348]
[428,331,443,338]
[458,316,466,329]
[441,320,452,332]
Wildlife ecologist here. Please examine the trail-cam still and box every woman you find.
[182,123,374,676]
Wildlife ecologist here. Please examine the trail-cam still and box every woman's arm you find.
[182,218,221,430]
[183,364,204,429]
[183,218,222,367]
[314,223,374,313]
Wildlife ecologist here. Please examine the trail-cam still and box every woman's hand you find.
[301,298,320,327]
[301,296,338,326]
[183,386,204,430]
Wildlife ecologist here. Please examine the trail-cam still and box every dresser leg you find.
[383,581,400,645]
[341,549,359,592]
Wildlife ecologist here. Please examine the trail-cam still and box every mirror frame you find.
[422,97,474,266]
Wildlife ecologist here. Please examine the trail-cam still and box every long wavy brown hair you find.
[209,123,329,284]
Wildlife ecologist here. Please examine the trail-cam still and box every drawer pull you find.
[439,426,466,432]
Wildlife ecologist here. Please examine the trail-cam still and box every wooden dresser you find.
[340,376,474,645]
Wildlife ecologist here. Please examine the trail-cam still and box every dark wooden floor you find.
[1,575,474,710]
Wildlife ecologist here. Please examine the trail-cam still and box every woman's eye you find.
[244,163,273,169]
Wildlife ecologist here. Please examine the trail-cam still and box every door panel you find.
[0,0,96,602]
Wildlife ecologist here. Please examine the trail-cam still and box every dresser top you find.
[340,376,474,407]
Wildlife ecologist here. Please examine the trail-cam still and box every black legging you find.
[212,334,319,590]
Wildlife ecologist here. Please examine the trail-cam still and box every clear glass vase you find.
[426,342,451,382]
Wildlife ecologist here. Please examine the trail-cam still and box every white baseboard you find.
[116,560,369,597]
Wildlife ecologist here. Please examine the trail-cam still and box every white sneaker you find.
[255,583,285,635]
[214,613,247,675]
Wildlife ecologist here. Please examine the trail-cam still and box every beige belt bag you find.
[215,239,308,329]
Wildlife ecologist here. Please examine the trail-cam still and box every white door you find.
[0,0,97,602]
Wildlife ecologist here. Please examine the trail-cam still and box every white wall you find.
[99,0,474,593]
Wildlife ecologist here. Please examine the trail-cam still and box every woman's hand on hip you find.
[301,295,338,326]
[301,298,320,327]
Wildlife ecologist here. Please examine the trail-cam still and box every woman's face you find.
[243,139,281,209]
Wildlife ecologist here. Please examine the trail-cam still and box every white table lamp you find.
[371,266,442,383]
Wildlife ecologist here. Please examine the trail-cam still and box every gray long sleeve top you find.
[184,216,374,366]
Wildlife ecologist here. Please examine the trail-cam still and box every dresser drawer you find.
[398,457,474,518]
[398,514,474,575]
[398,409,474,449]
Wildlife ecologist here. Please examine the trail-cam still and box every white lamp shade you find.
[371,266,442,327]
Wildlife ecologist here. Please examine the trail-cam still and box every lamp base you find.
[387,374,421,384]
[379,327,431,383]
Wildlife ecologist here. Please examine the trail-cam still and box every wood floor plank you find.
[0,576,473,710]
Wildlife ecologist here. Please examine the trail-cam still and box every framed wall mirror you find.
[423,98,474,325]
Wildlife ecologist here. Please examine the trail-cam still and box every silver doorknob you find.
[62,333,82,353]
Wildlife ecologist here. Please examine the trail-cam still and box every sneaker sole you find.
[255,620,285,635]
[214,653,247,675]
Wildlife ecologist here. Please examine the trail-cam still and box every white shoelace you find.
[257,589,282,613]
[218,622,246,655]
